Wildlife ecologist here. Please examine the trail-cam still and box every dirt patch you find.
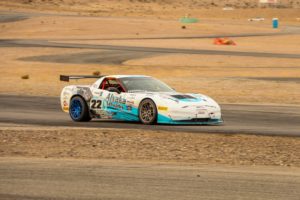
[0,13,28,23]
[0,127,299,167]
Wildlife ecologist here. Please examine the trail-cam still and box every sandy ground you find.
[0,14,281,39]
[0,126,299,167]
[1,0,300,20]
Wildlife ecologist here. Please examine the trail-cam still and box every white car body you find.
[60,75,222,124]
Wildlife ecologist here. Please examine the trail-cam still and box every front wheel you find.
[69,96,91,122]
[138,99,157,125]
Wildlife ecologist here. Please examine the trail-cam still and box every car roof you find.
[105,75,151,79]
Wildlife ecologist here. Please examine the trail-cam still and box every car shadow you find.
[90,119,224,127]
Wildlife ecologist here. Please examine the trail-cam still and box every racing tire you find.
[69,96,91,122]
[138,99,157,125]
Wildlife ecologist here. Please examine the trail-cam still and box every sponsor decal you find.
[197,110,206,115]
[63,100,69,111]
[106,93,126,109]
[63,106,69,111]
[209,112,219,119]
[126,100,134,105]
[93,90,103,96]
[129,94,137,98]
[107,93,126,104]
[77,87,93,100]
[126,105,132,111]
[94,91,101,95]
[158,106,168,111]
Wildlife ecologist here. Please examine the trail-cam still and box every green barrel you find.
[179,17,199,23]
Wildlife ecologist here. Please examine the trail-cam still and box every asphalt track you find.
[1,95,299,136]
[1,39,300,59]
[1,158,300,200]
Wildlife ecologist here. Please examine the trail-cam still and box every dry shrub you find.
[92,71,101,76]
[21,75,29,79]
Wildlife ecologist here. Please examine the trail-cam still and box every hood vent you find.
[171,95,197,100]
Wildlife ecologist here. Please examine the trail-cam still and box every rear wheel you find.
[138,99,157,125]
[69,96,91,122]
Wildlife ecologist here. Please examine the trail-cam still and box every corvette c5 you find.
[60,75,223,125]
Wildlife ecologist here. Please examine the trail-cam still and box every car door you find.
[92,78,126,119]
[89,80,107,118]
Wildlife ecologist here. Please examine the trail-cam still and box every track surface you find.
[1,95,299,136]
[1,39,300,59]
[0,158,299,200]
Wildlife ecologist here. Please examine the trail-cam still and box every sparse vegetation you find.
[92,71,101,76]
[21,75,29,79]
[0,0,299,12]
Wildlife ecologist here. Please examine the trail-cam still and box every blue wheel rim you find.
[70,99,82,119]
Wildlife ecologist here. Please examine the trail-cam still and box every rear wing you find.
[60,75,105,82]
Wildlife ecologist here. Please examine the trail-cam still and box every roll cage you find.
[99,77,126,93]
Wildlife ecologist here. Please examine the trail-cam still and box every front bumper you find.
[157,109,223,125]
[158,117,223,125]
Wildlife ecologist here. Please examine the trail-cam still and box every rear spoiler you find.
[60,75,105,82]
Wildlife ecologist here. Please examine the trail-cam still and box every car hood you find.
[154,92,220,108]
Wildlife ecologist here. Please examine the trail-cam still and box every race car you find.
[60,75,223,125]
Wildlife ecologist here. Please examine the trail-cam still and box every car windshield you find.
[120,77,175,92]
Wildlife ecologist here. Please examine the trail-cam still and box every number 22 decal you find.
[91,99,102,109]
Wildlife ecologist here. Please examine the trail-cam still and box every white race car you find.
[60,75,223,125]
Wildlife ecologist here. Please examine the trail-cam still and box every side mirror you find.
[107,87,121,94]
